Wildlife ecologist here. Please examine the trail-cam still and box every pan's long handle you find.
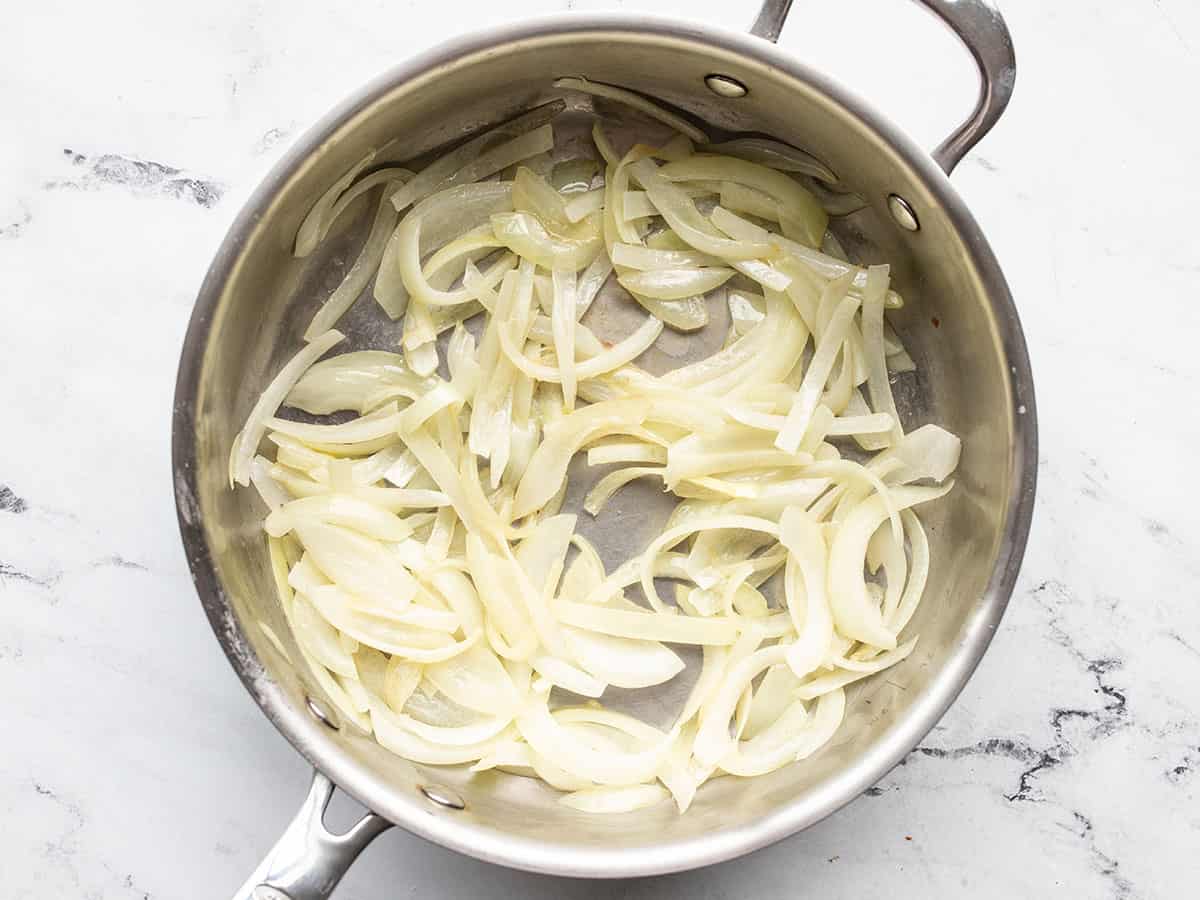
[750,0,1016,175]
[231,770,391,900]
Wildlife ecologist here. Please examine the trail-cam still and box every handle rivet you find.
[420,784,466,810]
[306,696,338,730]
[704,74,748,98]
[888,194,920,231]
[252,887,293,900]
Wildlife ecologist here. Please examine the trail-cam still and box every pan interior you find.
[179,21,1023,874]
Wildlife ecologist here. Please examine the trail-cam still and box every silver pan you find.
[172,1,1035,895]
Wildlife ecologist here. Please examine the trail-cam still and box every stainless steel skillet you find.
[172,1,1035,895]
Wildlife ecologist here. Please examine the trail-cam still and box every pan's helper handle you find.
[231,770,391,900]
[750,0,1016,175]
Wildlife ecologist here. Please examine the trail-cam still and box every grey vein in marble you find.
[1167,748,1199,784]
[1069,811,1135,900]
[909,580,1131,806]
[45,149,225,208]
[0,209,32,239]
[0,562,56,588]
[31,781,88,891]
[0,484,29,513]
[91,554,149,572]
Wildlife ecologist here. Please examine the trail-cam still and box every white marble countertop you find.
[3,0,1198,896]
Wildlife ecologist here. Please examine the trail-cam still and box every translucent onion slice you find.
[639,514,781,612]
[553,76,708,144]
[559,783,669,813]
[353,445,416,486]
[513,166,571,232]
[389,113,559,212]
[728,257,792,293]
[465,533,538,660]
[400,430,502,539]
[517,699,674,786]
[513,513,574,595]
[551,267,578,411]
[290,591,357,678]
[399,383,463,434]
[426,566,485,637]
[662,318,771,389]
[775,281,859,453]
[293,522,418,610]
[250,454,291,511]
[610,243,720,270]
[742,663,800,740]
[617,267,735,301]
[659,725,711,813]
[471,740,586,791]
[575,253,613,319]
[694,643,787,766]
[591,120,621,168]
[828,482,952,648]
[447,325,481,403]
[420,223,504,282]
[665,429,815,487]
[266,494,414,543]
[403,683,489,726]
[302,586,475,663]
[400,218,518,310]
[860,265,904,444]
[474,266,535,484]
[296,166,415,260]
[718,689,845,777]
[626,293,709,332]
[708,138,838,183]
[424,506,456,561]
[718,181,781,222]
[779,507,834,678]
[491,211,604,271]
[294,150,376,257]
[270,470,449,513]
[304,182,402,339]
[583,466,663,515]
[611,143,656,244]
[229,330,344,487]
[587,442,667,466]
[628,159,772,260]
[564,188,605,223]
[512,398,651,519]
[392,708,514,746]
[312,584,458,632]
[877,423,962,486]
[563,626,684,689]
[888,510,930,634]
[709,206,900,311]
[621,191,659,220]
[370,698,511,764]
[795,639,918,700]
[384,657,422,712]
[658,155,827,247]
[531,653,607,698]
[555,600,742,645]
[868,511,908,620]
[378,181,514,319]
[267,402,403,445]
